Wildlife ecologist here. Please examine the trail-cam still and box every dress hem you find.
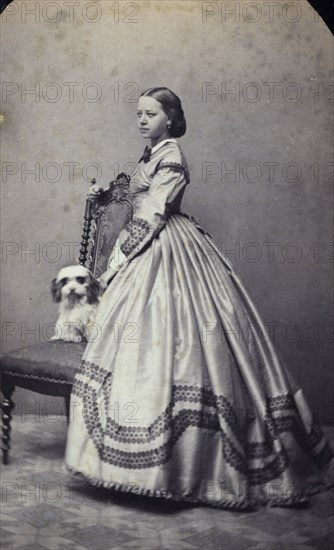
[64,462,334,511]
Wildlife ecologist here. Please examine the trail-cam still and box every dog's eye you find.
[76,277,86,284]
[61,278,68,286]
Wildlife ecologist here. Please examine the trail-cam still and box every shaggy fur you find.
[51,265,100,343]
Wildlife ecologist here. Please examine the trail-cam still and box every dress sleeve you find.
[108,162,189,269]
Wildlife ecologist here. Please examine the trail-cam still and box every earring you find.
[167,122,171,129]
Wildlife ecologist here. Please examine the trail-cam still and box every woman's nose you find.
[140,114,147,124]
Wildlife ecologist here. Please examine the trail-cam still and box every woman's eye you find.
[137,112,155,118]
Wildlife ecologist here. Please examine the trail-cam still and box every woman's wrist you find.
[108,240,128,271]
[99,266,118,290]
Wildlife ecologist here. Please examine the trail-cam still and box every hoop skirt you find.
[65,140,334,509]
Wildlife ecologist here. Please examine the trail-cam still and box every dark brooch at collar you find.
[138,145,152,163]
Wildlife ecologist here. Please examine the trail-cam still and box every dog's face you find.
[51,265,100,307]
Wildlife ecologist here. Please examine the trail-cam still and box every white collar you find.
[151,138,177,155]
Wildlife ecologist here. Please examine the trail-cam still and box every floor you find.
[1,416,334,550]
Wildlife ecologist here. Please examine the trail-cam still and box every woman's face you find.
[137,96,171,145]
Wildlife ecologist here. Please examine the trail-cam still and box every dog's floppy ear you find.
[87,274,100,304]
[51,278,62,303]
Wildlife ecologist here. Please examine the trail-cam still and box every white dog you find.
[50,265,100,343]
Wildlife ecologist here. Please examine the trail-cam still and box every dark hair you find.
[140,87,186,138]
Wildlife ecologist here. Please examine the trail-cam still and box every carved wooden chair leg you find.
[1,379,15,465]
[64,393,71,425]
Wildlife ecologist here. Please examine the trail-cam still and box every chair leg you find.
[1,379,15,465]
[64,393,71,425]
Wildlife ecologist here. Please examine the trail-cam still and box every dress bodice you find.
[107,141,190,262]
[130,140,190,214]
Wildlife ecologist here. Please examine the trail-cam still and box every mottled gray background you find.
[1,1,333,421]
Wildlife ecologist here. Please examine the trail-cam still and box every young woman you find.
[65,87,334,509]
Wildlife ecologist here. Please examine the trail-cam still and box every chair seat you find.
[0,340,87,464]
[0,340,86,384]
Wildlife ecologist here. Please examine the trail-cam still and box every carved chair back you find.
[79,173,133,277]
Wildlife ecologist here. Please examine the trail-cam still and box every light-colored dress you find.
[65,139,334,509]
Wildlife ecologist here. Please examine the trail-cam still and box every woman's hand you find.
[98,268,117,291]
[88,184,104,196]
